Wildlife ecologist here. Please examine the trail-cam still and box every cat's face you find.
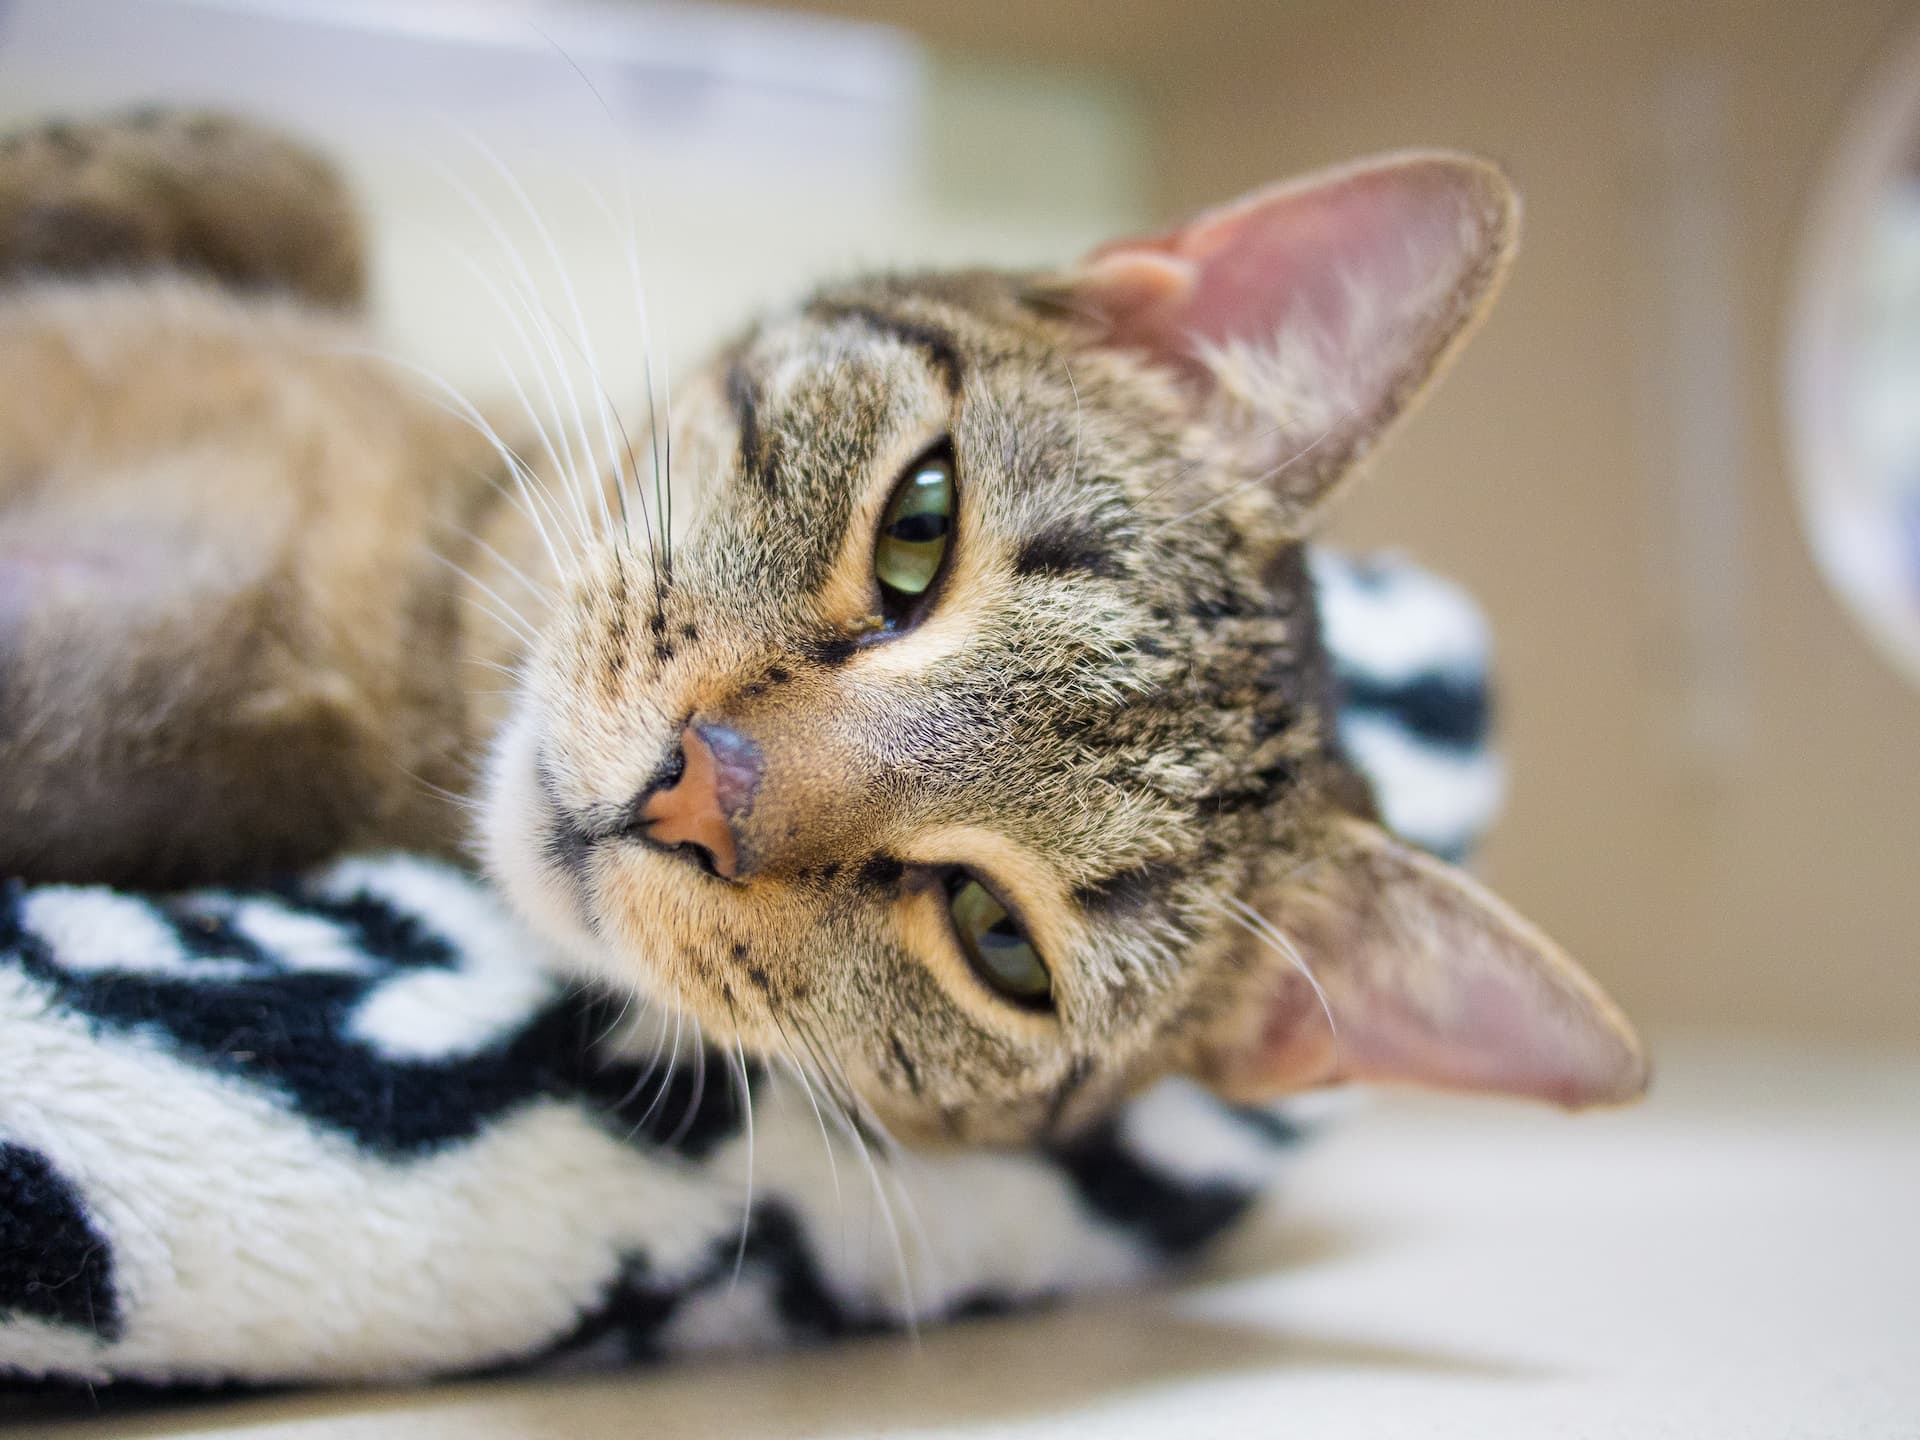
[481,154,1649,1142]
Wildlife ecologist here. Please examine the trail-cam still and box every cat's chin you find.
[476,706,627,988]
[477,705,702,1036]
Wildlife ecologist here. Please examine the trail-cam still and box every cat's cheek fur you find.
[478,705,620,986]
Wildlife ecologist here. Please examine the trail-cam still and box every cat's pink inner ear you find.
[1068,154,1518,504]
[1219,820,1649,1110]
[1065,249,1198,331]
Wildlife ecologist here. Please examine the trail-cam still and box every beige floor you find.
[11,1038,1918,1439]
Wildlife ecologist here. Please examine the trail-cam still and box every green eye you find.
[873,443,955,614]
[948,873,1052,1009]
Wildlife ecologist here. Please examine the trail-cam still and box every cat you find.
[0,111,1646,1146]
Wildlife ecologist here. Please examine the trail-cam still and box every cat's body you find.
[0,111,1646,1145]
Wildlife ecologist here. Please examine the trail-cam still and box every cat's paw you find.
[0,109,365,307]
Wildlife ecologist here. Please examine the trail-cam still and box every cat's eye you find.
[873,442,955,620]
[947,872,1052,1009]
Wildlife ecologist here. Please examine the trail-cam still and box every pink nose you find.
[637,723,762,880]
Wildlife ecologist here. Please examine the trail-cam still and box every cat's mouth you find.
[540,796,730,888]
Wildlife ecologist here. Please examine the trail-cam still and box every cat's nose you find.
[632,723,763,880]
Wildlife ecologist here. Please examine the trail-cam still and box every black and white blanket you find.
[0,551,1500,1388]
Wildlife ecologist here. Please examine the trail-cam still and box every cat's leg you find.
[0,108,365,308]
[0,112,537,886]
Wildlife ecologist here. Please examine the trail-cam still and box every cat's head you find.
[480,152,1647,1143]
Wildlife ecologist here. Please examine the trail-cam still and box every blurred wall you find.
[0,0,1150,397]
[1146,0,1920,1045]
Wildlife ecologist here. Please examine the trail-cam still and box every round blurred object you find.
[1788,20,1920,688]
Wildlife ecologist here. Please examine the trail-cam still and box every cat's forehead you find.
[739,314,952,465]
[729,296,978,441]
[726,274,1063,416]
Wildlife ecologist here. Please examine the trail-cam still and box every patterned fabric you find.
[0,550,1496,1389]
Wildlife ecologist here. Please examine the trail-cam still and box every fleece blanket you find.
[0,550,1500,1388]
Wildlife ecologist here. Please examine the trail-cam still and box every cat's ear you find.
[1048,152,1518,526]
[1199,818,1647,1109]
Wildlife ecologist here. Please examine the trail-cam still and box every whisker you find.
[422,154,599,559]
[832,1088,920,1338]
[632,996,674,1091]
[435,230,593,542]
[660,346,675,579]
[779,1021,856,1267]
[608,1027,674,1121]
[532,311,671,589]
[458,595,539,653]
[433,551,543,648]
[633,1002,685,1135]
[1220,894,1340,1054]
[457,129,627,557]
[356,346,573,585]
[448,492,555,607]
[1159,409,1356,530]
[460,261,598,554]
[453,441,576,589]
[826,1077,939,1307]
[666,1014,709,1150]
[592,988,639,1055]
[487,322,599,547]
[1063,360,1084,489]
[726,1020,756,1291]
[578,182,666,585]
[532,34,668,579]
[776,1049,842,1210]
[792,1019,923,1337]
[393,763,484,815]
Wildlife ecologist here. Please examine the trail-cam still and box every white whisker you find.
[1063,360,1083,489]
[487,334,597,548]
[777,1050,842,1209]
[433,552,541,648]
[394,763,485,815]
[634,1003,685,1134]
[557,64,675,578]
[423,152,599,556]
[457,130,628,556]
[841,1103,920,1338]
[462,656,521,679]
[592,989,639,1056]
[457,595,539,651]
[579,184,666,578]
[447,515,552,608]
[525,36,666,571]
[1160,409,1356,530]
[359,347,573,585]
[727,1029,755,1290]
[1220,894,1340,1053]
[666,1014,709,1150]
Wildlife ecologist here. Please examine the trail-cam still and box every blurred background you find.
[1,0,1915,1051]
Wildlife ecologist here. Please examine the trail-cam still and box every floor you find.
[10,1037,1918,1438]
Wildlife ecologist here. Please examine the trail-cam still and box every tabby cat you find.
[0,112,1645,1144]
